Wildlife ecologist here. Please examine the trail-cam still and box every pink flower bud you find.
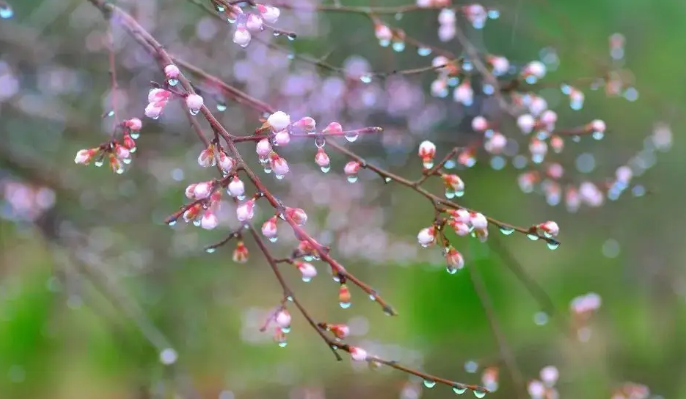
[517,114,536,133]
[275,310,291,328]
[471,116,488,132]
[261,216,278,238]
[145,103,164,119]
[529,138,548,158]
[374,24,393,42]
[198,146,216,168]
[438,8,456,25]
[193,181,212,199]
[274,130,291,146]
[589,119,606,132]
[293,116,316,132]
[233,241,249,263]
[539,221,559,237]
[233,25,251,47]
[344,161,360,175]
[148,88,171,104]
[124,118,142,131]
[615,165,632,183]
[485,132,507,153]
[267,111,291,131]
[449,220,471,236]
[315,148,330,167]
[442,174,465,192]
[489,55,510,76]
[271,157,289,176]
[228,176,245,197]
[296,261,317,280]
[445,247,464,271]
[200,211,218,230]
[218,152,235,174]
[470,212,488,230]
[245,14,263,31]
[329,324,350,339]
[349,347,368,362]
[529,96,548,116]
[540,110,558,128]
[417,227,435,247]
[524,60,547,79]
[186,94,204,113]
[285,207,307,226]
[256,139,272,157]
[453,81,473,105]
[185,183,197,199]
[74,148,97,165]
[236,199,255,222]
[323,122,343,135]
[418,140,436,162]
[164,64,180,79]
[527,380,545,399]
[257,4,280,23]
[540,366,559,386]
[114,144,130,160]
[449,208,471,223]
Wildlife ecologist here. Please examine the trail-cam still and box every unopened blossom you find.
[417,226,435,246]
[538,221,559,237]
[164,64,180,80]
[540,366,559,386]
[489,55,510,76]
[463,4,487,28]
[233,25,251,47]
[236,199,255,222]
[445,247,464,270]
[448,208,471,223]
[148,88,171,105]
[285,207,307,226]
[74,148,98,165]
[245,14,263,31]
[528,380,545,399]
[485,132,507,153]
[193,181,212,199]
[453,81,474,105]
[530,138,548,158]
[183,203,202,222]
[540,110,558,129]
[482,367,499,391]
[550,136,564,153]
[227,176,245,197]
[108,153,123,174]
[261,216,278,238]
[472,116,489,132]
[145,103,164,119]
[124,118,142,131]
[233,241,249,263]
[338,284,351,305]
[442,174,465,193]
[438,8,456,24]
[271,156,289,176]
[323,122,343,135]
[430,78,448,97]
[293,116,316,132]
[374,23,393,43]
[275,309,291,328]
[274,130,291,146]
[529,96,548,116]
[185,93,204,113]
[198,145,216,167]
[315,148,330,168]
[524,60,547,79]
[589,119,606,132]
[349,346,368,362]
[344,161,360,176]
[449,220,471,236]
[218,152,235,174]
[200,210,218,230]
[329,324,350,339]
[296,261,317,280]
[418,140,436,164]
[257,4,280,23]
[114,144,130,160]
[517,113,536,133]
[122,135,136,151]
[470,212,488,230]
[256,139,272,157]
[615,165,633,183]
[438,24,456,42]
[267,111,291,131]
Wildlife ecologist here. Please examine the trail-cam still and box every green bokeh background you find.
[0,0,684,398]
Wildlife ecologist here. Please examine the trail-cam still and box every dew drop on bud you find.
[360,74,373,84]
[423,161,434,169]
[527,234,539,241]
[423,380,436,389]
[275,174,285,180]
[347,175,358,183]
[205,247,216,253]
[217,103,227,112]
[453,386,467,395]
[384,177,391,183]
[282,326,291,334]
[547,241,560,250]
[269,237,278,243]
[302,276,312,283]
[499,227,514,235]
[168,78,179,86]
[0,3,14,19]
[320,166,330,173]
[446,266,458,275]
[392,40,405,52]
[94,160,104,167]
[473,390,486,398]
[278,341,287,347]
[417,47,432,56]
[344,131,359,142]
[445,189,456,199]
[130,132,140,140]
[167,220,177,226]
[315,136,326,148]
[339,301,351,309]
[593,131,604,140]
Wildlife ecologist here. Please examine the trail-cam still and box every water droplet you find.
[122,158,132,165]
[275,174,284,180]
[592,131,604,140]
[499,227,514,235]
[423,161,434,169]
[473,390,486,398]
[264,166,272,174]
[303,255,314,262]
[395,12,403,20]
[347,175,358,183]
[302,276,312,283]
[423,380,436,388]
[445,190,456,199]
[487,9,500,19]
[94,159,104,167]
[278,341,287,347]
[1,5,16,20]
[417,47,432,56]
[464,360,478,373]
[115,167,125,174]
[286,296,294,302]
[168,78,179,86]
[546,241,559,250]
[392,40,405,52]
[205,247,216,253]
[273,31,281,37]
[453,386,467,395]
[339,301,351,309]
[320,166,330,173]
[217,103,227,112]
[359,74,373,84]
[130,131,140,139]
[189,109,200,116]
[215,4,226,12]
[193,219,201,227]
[444,160,456,169]
[527,234,539,241]
[344,131,359,142]
[281,326,291,333]
[269,237,278,243]
[379,39,390,47]
[287,33,296,41]
[315,136,326,148]
[533,311,549,325]
[369,294,376,301]
[446,266,457,274]
[455,189,465,197]
[167,220,177,226]
[384,177,391,183]
[287,53,295,60]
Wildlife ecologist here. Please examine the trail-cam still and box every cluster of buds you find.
[197,143,235,175]
[183,180,221,230]
[527,366,559,399]
[216,2,281,48]
[145,88,172,119]
[74,118,141,174]
[570,292,602,342]
[447,208,489,241]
